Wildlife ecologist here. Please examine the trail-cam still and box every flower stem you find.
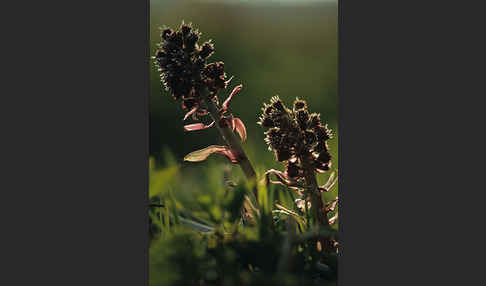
[202,91,258,204]
[301,156,337,252]
[302,157,329,227]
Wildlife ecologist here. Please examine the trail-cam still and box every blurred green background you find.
[150,0,338,177]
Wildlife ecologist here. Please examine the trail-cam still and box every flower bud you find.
[314,142,328,152]
[275,149,291,162]
[199,42,214,59]
[203,62,226,93]
[309,113,321,129]
[272,99,286,113]
[265,128,283,149]
[161,28,173,41]
[315,125,332,141]
[286,162,300,178]
[316,150,331,164]
[293,98,307,111]
[180,23,192,37]
[296,109,309,130]
[263,104,274,116]
[260,117,274,128]
[184,31,199,49]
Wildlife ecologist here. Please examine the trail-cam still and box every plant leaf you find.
[319,172,338,192]
[183,106,198,121]
[184,145,239,163]
[325,197,339,213]
[232,117,247,141]
[263,169,304,193]
[183,121,215,132]
[179,217,214,233]
[221,84,242,113]
[149,166,179,197]
[329,213,338,225]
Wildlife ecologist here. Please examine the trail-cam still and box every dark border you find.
[144,0,151,284]
[4,0,475,285]
[337,0,343,284]
[2,0,150,284]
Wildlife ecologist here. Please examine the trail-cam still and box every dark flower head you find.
[309,113,321,129]
[154,22,230,119]
[259,97,333,175]
[316,150,331,164]
[258,116,275,128]
[315,124,333,141]
[203,61,227,93]
[270,96,287,113]
[184,32,199,52]
[314,141,328,153]
[264,127,283,150]
[293,98,307,111]
[180,23,192,37]
[263,104,274,116]
[199,41,215,59]
[161,28,173,41]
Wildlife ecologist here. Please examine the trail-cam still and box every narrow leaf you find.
[263,169,304,192]
[224,75,234,85]
[329,213,338,225]
[183,121,215,132]
[216,148,239,163]
[184,145,226,162]
[232,117,247,141]
[183,106,198,121]
[179,217,214,233]
[221,84,242,113]
[324,197,339,213]
[184,145,239,163]
[318,173,338,192]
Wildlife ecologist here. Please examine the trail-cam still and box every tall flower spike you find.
[259,97,336,239]
[259,97,333,172]
[154,22,228,121]
[154,22,258,220]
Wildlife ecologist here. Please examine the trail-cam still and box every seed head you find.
[154,22,230,118]
[199,41,215,59]
[203,62,227,93]
[293,98,307,111]
[259,97,333,175]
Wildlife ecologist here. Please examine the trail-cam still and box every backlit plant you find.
[259,96,338,250]
[151,22,339,286]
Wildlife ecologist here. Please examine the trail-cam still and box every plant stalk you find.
[301,157,329,228]
[301,157,336,252]
[202,91,258,204]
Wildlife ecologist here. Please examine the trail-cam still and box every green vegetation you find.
[149,155,338,285]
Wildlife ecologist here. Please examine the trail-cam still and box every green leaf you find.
[149,165,179,197]
[184,145,238,163]
[179,217,214,233]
